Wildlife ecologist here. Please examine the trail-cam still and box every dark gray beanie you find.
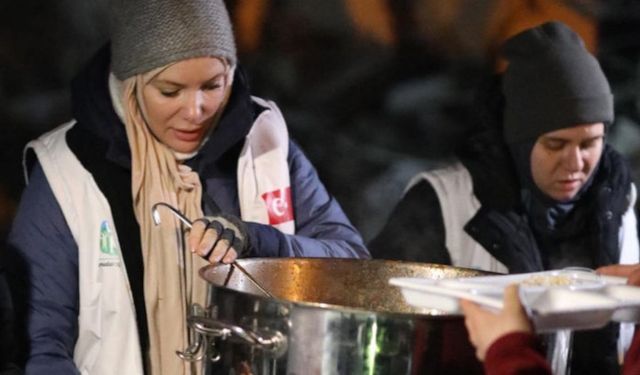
[109,0,237,80]
[502,21,613,144]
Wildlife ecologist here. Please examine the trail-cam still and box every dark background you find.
[1,0,639,244]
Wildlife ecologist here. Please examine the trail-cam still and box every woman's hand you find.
[187,214,248,264]
[459,284,533,361]
[597,264,640,286]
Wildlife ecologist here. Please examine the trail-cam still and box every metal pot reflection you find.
[188,258,490,374]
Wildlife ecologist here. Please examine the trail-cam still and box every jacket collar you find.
[71,45,131,169]
[461,142,630,272]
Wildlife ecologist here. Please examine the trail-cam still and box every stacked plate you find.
[390,269,640,332]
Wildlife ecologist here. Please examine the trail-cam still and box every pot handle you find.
[188,315,288,357]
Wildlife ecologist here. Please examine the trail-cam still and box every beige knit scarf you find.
[119,65,231,374]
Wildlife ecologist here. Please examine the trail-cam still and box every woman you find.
[6,0,368,374]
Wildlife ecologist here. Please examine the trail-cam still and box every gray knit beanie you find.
[502,21,613,144]
[109,0,237,80]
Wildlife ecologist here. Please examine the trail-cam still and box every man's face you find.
[530,123,605,202]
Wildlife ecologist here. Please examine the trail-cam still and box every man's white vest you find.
[409,162,508,273]
[25,99,293,374]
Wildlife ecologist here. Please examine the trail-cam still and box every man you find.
[369,21,639,373]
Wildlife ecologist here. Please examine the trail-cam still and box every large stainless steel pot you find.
[183,258,491,375]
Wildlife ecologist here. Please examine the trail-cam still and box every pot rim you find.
[201,258,491,320]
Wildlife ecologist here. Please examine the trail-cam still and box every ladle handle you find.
[230,262,274,298]
[151,202,274,298]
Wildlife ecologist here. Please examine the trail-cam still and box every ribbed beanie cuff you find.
[501,21,613,144]
[504,94,614,143]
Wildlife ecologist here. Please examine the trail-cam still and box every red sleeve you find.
[623,327,640,375]
[484,332,552,375]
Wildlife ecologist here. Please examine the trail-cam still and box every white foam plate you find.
[438,269,610,294]
[390,270,640,332]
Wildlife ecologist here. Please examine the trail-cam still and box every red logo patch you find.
[261,187,294,225]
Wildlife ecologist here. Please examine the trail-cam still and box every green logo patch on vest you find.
[99,220,118,256]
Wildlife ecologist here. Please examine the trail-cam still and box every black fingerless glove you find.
[204,214,250,257]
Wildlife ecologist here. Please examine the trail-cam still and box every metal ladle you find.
[151,202,274,298]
